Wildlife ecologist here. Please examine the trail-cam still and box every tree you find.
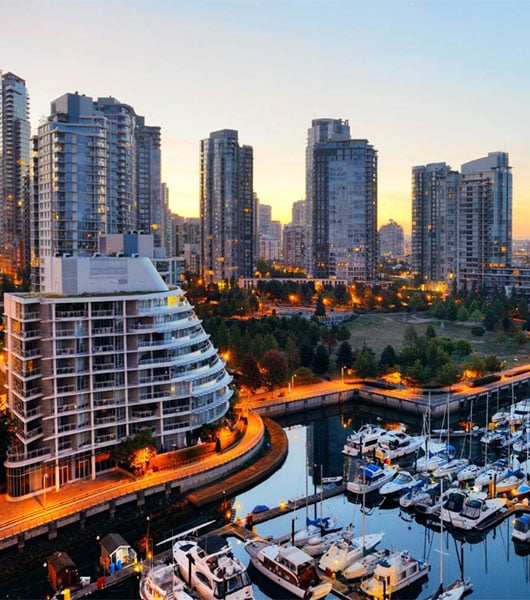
[484,354,503,373]
[260,349,289,390]
[453,339,472,357]
[314,295,326,317]
[111,430,157,474]
[436,361,461,387]
[336,341,354,369]
[299,340,315,368]
[430,298,446,321]
[456,306,469,323]
[409,292,425,312]
[239,354,262,393]
[425,324,437,338]
[336,324,351,341]
[379,345,398,370]
[353,349,379,380]
[312,345,330,374]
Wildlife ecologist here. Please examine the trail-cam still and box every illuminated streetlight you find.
[341,366,346,384]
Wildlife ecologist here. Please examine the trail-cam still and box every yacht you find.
[245,540,332,600]
[375,430,425,462]
[513,428,530,454]
[416,445,455,473]
[439,490,469,525]
[443,494,507,531]
[456,463,486,485]
[379,470,425,499]
[494,469,526,495]
[174,534,254,600]
[342,549,389,581]
[140,561,194,600]
[342,423,387,457]
[512,513,530,543]
[432,458,469,480]
[292,516,340,547]
[347,463,397,495]
[300,526,353,557]
[475,459,509,488]
[424,578,472,600]
[415,483,453,517]
[399,481,439,510]
[360,550,430,598]
[318,531,384,574]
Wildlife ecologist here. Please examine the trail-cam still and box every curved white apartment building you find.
[3,256,232,499]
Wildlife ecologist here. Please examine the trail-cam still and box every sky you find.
[2,0,530,236]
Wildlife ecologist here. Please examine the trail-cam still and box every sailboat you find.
[424,480,472,600]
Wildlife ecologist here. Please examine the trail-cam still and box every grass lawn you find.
[344,312,530,366]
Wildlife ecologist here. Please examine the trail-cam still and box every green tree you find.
[470,309,483,323]
[312,345,330,374]
[430,298,446,321]
[436,361,461,387]
[111,430,157,473]
[314,295,326,317]
[260,349,289,390]
[425,324,437,338]
[239,354,262,393]
[379,345,398,370]
[453,339,472,357]
[353,349,379,380]
[484,354,503,373]
[336,324,351,341]
[514,329,528,346]
[299,340,315,368]
[409,292,426,312]
[456,306,469,323]
[336,341,354,369]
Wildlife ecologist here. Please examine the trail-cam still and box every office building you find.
[4,255,231,499]
[200,129,255,283]
[282,224,308,270]
[0,71,31,279]
[306,118,378,281]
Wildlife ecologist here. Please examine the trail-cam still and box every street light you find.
[43,473,48,510]
[341,366,346,384]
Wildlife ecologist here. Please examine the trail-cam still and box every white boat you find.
[425,577,473,600]
[379,470,425,499]
[318,531,384,574]
[174,534,254,600]
[399,481,439,510]
[360,549,430,598]
[456,463,486,484]
[432,458,469,480]
[342,423,387,457]
[342,549,389,581]
[140,561,194,600]
[480,427,509,446]
[415,483,453,517]
[292,515,340,547]
[245,540,332,600]
[512,513,530,543]
[439,490,469,524]
[416,445,455,472]
[347,463,397,495]
[375,430,425,462]
[513,428,530,454]
[301,526,353,557]
[475,459,509,488]
[443,494,507,531]
[495,469,526,494]
[511,398,530,425]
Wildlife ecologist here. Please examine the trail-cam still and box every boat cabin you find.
[274,546,320,588]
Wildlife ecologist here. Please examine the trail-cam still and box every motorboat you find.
[475,459,510,488]
[245,540,332,600]
[480,427,509,447]
[512,513,530,543]
[375,430,425,462]
[511,398,530,425]
[456,463,486,484]
[432,458,469,480]
[495,469,526,495]
[439,490,469,525]
[347,463,398,495]
[500,429,523,449]
[318,531,384,574]
[360,549,430,598]
[300,525,353,557]
[513,428,530,454]
[292,515,340,547]
[342,548,389,581]
[443,494,507,531]
[379,470,426,499]
[424,578,473,600]
[415,483,453,517]
[514,482,530,500]
[140,561,194,600]
[342,423,387,457]
[174,534,254,600]
[399,481,440,510]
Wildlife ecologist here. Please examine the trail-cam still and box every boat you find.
[456,463,486,485]
[416,445,455,473]
[432,458,469,480]
[480,427,508,447]
[512,513,530,543]
[300,525,353,557]
[292,515,340,547]
[380,470,426,499]
[443,494,507,531]
[439,490,469,524]
[415,483,454,517]
[342,423,387,457]
[513,427,530,454]
[425,577,473,600]
[494,468,526,495]
[375,430,425,462]
[342,548,389,581]
[140,561,194,600]
[173,534,254,600]
[475,458,509,488]
[511,398,530,425]
[318,531,384,574]
[359,549,430,598]
[399,481,440,510]
[245,540,332,600]
[321,475,343,485]
[347,463,397,495]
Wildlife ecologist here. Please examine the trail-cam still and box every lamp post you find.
[43,473,48,510]
[146,515,151,566]
[341,366,345,384]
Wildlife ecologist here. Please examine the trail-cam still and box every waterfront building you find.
[0,71,31,279]
[200,129,255,283]
[32,92,163,289]
[282,224,308,270]
[378,219,404,259]
[4,255,231,499]
[411,162,459,285]
[306,118,378,281]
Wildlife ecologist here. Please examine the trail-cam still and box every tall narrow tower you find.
[306,119,378,281]
[0,72,30,279]
[200,129,255,283]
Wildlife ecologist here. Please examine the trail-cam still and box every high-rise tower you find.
[306,119,378,281]
[0,72,30,279]
[200,129,255,283]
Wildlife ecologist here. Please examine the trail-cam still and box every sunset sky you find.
[3,0,530,236]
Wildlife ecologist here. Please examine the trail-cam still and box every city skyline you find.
[2,0,530,236]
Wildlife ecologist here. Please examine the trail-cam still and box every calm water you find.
[3,404,530,599]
